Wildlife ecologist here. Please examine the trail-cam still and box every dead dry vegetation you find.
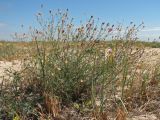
[0,9,160,120]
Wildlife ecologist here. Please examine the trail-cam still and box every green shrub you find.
[2,9,159,119]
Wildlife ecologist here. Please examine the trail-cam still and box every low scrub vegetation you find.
[0,9,160,119]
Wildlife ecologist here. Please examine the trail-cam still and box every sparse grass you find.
[0,9,160,120]
[136,40,160,48]
[0,41,33,61]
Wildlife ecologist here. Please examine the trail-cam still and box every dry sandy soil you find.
[142,48,160,65]
[0,48,160,120]
[0,60,22,83]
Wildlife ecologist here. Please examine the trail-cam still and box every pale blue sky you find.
[0,0,160,41]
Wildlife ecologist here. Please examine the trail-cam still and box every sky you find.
[0,0,160,41]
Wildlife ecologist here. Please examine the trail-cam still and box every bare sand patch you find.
[0,60,22,83]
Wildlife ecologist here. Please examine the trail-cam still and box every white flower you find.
[108,48,112,54]
[105,48,112,60]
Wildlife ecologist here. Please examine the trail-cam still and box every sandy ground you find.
[0,48,160,119]
[0,60,22,83]
[130,114,158,120]
[142,48,160,66]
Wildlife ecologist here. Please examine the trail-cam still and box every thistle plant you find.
[26,9,144,110]
[2,8,158,120]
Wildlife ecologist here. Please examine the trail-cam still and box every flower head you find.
[108,28,113,33]
[108,48,112,54]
